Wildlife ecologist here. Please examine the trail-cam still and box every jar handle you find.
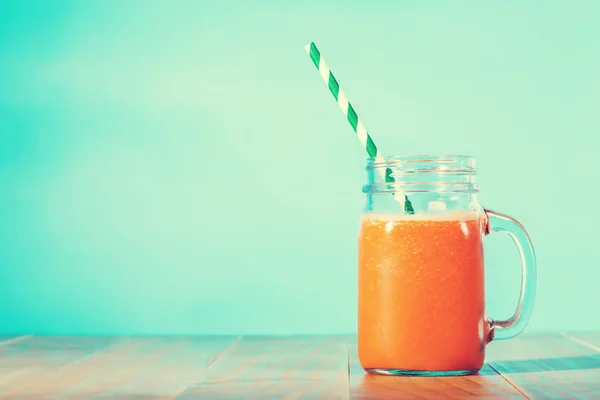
[485,209,537,340]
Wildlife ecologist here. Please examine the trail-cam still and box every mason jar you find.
[358,155,536,376]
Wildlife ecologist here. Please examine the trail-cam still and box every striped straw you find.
[304,42,414,214]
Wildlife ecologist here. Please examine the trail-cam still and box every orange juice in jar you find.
[358,156,536,376]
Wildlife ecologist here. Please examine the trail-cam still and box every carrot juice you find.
[358,211,490,374]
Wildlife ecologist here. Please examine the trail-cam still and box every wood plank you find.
[2,336,234,399]
[68,336,235,399]
[0,336,116,398]
[2,333,595,399]
[175,336,349,399]
[348,337,524,399]
[487,333,600,399]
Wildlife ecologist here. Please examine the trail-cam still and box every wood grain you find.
[348,338,524,399]
[0,336,116,398]
[487,333,600,399]
[564,332,600,351]
[0,336,31,348]
[175,336,349,400]
[0,336,234,399]
[0,333,597,399]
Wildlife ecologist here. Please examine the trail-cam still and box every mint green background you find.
[1,1,598,335]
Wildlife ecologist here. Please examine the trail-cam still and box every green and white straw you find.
[304,42,414,214]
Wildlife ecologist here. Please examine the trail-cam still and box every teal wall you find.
[1,0,598,335]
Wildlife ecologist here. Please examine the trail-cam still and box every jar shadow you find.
[487,355,600,374]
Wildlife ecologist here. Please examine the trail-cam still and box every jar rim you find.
[363,154,479,193]
[366,154,476,169]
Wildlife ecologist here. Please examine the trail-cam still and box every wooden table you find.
[0,333,598,399]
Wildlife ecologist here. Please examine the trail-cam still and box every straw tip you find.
[304,42,312,53]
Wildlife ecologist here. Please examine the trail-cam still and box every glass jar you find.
[357,155,536,376]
